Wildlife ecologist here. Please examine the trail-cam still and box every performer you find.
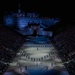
[21,66,29,75]
[37,47,38,50]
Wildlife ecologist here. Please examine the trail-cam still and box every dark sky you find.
[0,0,75,18]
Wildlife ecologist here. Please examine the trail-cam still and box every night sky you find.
[0,0,75,18]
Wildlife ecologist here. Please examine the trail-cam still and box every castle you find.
[4,5,59,37]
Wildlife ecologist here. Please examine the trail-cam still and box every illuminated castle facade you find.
[4,5,59,36]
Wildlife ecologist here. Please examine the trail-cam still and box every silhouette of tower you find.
[18,4,21,14]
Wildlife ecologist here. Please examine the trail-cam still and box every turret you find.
[18,4,21,14]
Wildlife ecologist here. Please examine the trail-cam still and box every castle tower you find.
[18,4,21,14]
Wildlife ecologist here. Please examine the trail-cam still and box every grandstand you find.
[52,25,75,75]
[0,25,25,74]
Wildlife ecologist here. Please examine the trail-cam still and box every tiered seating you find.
[52,26,75,75]
[64,59,75,75]
[0,61,8,74]
[0,26,25,51]
[52,26,75,62]
[0,25,25,74]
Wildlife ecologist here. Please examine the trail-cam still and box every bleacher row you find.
[64,59,75,75]
[52,26,75,75]
[0,25,25,74]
